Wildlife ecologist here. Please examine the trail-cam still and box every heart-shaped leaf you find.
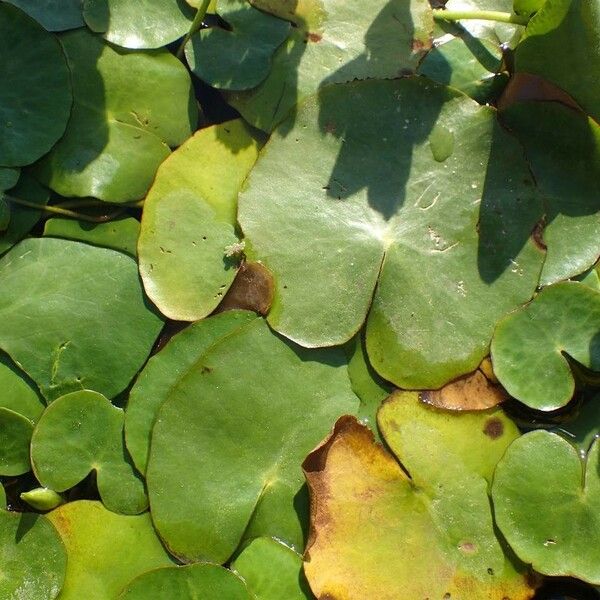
[302,410,534,599]
[31,390,147,514]
[232,537,313,600]
[4,0,84,30]
[492,430,600,583]
[138,119,261,321]
[47,501,174,599]
[0,4,71,167]
[83,0,194,49]
[229,0,433,131]
[186,0,290,90]
[0,509,66,600]
[239,77,544,388]
[491,281,600,411]
[119,564,250,599]
[146,316,358,563]
[34,30,196,202]
[0,237,163,401]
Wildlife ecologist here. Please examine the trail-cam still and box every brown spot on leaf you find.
[308,32,322,42]
[214,261,274,316]
[324,122,337,135]
[531,219,547,251]
[458,541,476,554]
[483,418,504,439]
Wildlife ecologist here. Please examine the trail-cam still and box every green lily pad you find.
[553,393,600,457]
[185,0,290,91]
[501,101,600,285]
[83,0,193,49]
[126,310,256,473]
[31,390,147,514]
[0,484,5,508]
[0,237,163,401]
[138,120,261,321]
[0,167,19,191]
[232,537,312,600]
[119,564,251,599]
[47,501,174,599]
[0,509,67,600]
[0,4,71,167]
[239,77,544,388]
[302,414,534,599]
[4,0,84,30]
[576,266,600,291]
[44,216,140,256]
[493,430,600,583]
[491,281,600,411]
[514,0,545,16]
[228,0,433,132]
[0,174,49,256]
[147,316,358,563]
[34,29,196,203]
[515,0,600,122]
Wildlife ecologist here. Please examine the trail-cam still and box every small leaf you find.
[493,431,600,584]
[31,390,147,514]
[20,488,64,512]
[491,281,600,411]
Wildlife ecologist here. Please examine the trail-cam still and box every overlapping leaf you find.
[4,0,84,30]
[0,238,163,401]
[239,77,544,388]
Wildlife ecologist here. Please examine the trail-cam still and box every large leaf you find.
[186,0,290,90]
[0,238,163,401]
[0,4,71,167]
[4,0,84,30]
[34,30,196,202]
[229,0,433,131]
[125,310,256,473]
[0,509,66,600]
[138,120,261,321]
[500,102,600,285]
[47,501,174,599]
[31,390,147,514]
[238,77,544,388]
[302,411,534,599]
[491,281,600,411]
[515,0,600,122]
[492,431,600,583]
[119,564,251,599]
[83,0,194,49]
[146,316,358,563]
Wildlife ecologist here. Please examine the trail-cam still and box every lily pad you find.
[147,316,358,563]
[0,509,67,600]
[491,281,600,411]
[34,29,196,203]
[514,0,546,16]
[515,0,600,122]
[238,77,544,388]
[215,261,275,315]
[500,101,600,285]
[44,216,140,256]
[83,0,194,49]
[4,0,84,30]
[185,0,290,90]
[0,237,163,401]
[47,501,174,599]
[0,167,19,191]
[31,390,147,514]
[228,0,433,131]
[232,537,312,600]
[492,430,600,583]
[138,119,261,321]
[0,4,71,167]
[302,414,534,599]
[553,393,600,457]
[119,564,250,599]
[125,310,256,473]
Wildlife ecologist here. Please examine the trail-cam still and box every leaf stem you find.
[2,194,125,223]
[432,9,530,26]
[176,0,212,59]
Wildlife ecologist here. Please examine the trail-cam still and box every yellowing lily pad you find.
[31,390,147,514]
[34,30,196,203]
[0,238,163,401]
[239,77,544,388]
[147,316,358,563]
[47,501,174,600]
[138,119,261,321]
[492,431,600,584]
[491,281,600,411]
[302,414,534,599]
